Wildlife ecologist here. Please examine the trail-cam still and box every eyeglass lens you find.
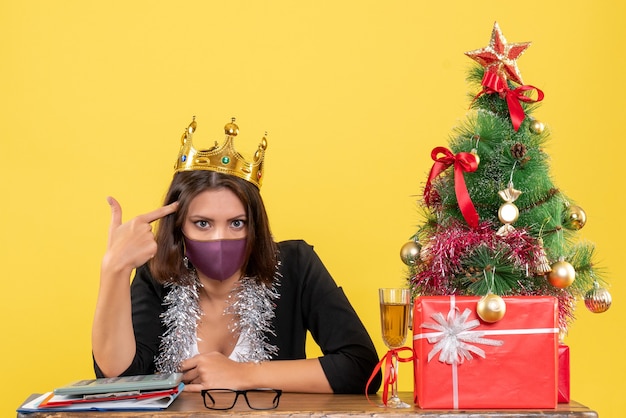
[203,388,281,410]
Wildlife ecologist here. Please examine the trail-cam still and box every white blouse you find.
[190,332,252,362]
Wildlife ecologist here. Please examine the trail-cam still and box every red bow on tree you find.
[503,85,544,131]
[423,147,479,229]
[476,83,544,131]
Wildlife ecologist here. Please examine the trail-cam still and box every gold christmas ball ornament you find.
[476,293,507,323]
[564,205,587,230]
[584,282,612,313]
[547,257,576,288]
[498,202,519,224]
[529,119,545,134]
[400,240,421,265]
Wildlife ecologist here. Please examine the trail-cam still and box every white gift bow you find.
[421,306,504,365]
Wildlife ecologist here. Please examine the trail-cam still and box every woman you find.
[92,119,382,394]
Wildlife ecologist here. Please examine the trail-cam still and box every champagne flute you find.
[379,288,411,408]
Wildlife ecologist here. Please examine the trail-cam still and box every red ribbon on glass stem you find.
[365,347,414,406]
[423,147,479,229]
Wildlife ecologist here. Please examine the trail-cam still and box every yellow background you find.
[1,1,623,416]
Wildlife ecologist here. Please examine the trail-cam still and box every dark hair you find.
[149,170,277,285]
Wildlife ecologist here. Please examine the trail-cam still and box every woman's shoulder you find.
[275,239,331,279]
[276,239,318,261]
[276,239,311,251]
[132,264,167,297]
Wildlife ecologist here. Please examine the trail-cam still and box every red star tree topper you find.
[465,22,530,92]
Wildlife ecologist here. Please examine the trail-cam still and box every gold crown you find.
[174,117,267,188]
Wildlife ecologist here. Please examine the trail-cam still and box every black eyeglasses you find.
[201,388,282,410]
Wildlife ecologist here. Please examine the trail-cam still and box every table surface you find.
[17,392,599,417]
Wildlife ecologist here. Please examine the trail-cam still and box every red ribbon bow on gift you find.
[423,147,479,229]
[365,347,414,406]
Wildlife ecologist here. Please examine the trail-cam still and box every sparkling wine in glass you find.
[379,288,411,408]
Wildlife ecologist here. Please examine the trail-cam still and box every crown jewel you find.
[174,117,267,188]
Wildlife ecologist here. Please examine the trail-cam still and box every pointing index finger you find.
[139,201,179,224]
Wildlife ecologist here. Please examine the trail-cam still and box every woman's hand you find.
[103,196,178,273]
[92,197,178,377]
[180,352,253,392]
[179,353,332,393]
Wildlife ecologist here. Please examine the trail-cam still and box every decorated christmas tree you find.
[401,22,611,335]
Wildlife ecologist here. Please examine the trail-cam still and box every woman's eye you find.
[194,220,210,229]
[231,219,246,229]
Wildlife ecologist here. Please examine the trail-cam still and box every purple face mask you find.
[183,237,248,281]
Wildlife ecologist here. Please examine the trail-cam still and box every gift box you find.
[413,295,558,409]
[558,344,570,403]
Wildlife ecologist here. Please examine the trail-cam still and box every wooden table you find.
[17,392,599,417]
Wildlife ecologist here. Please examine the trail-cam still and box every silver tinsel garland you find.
[154,267,281,373]
[225,271,281,362]
[154,272,201,374]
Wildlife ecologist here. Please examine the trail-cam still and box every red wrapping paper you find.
[413,296,558,409]
[558,344,571,403]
